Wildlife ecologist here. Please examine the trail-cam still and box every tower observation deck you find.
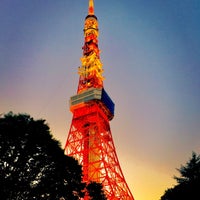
[65,1,135,199]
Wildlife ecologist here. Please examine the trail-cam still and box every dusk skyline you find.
[1,1,200,200]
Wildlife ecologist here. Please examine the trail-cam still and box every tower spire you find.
[88,0,94,15]
[77,0,103,94]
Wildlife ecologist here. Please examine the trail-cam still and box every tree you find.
[86,181,107,200]
[0,112,106,200]
[174,151,200,184]
[160,152,200,200]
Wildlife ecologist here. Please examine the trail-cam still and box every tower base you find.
[65,101,134,200]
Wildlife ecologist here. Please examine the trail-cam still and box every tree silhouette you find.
[160,151,200,200]
[86,181,107,200]
[0,112,106,200]
[174,151,200,184]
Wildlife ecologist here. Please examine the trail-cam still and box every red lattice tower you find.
[65,1,135,199]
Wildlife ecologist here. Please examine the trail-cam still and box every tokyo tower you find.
[64,0,135,199]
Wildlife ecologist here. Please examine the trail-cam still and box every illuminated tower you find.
[65,1,134,199]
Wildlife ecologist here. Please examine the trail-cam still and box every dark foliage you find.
[86,182,107,200]
[160,152,200,200]
[0,112,85,200]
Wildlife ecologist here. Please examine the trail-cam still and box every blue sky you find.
[0,1,200,200]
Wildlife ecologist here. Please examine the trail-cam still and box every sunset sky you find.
[0,1,200,200]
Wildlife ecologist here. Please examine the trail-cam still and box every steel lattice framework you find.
[65,1,134,199]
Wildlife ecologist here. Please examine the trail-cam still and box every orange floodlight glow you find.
[88,0,94,15]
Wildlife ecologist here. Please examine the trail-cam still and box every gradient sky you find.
[0,1,200,200]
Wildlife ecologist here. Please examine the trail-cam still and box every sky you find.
[0,0,200,200]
